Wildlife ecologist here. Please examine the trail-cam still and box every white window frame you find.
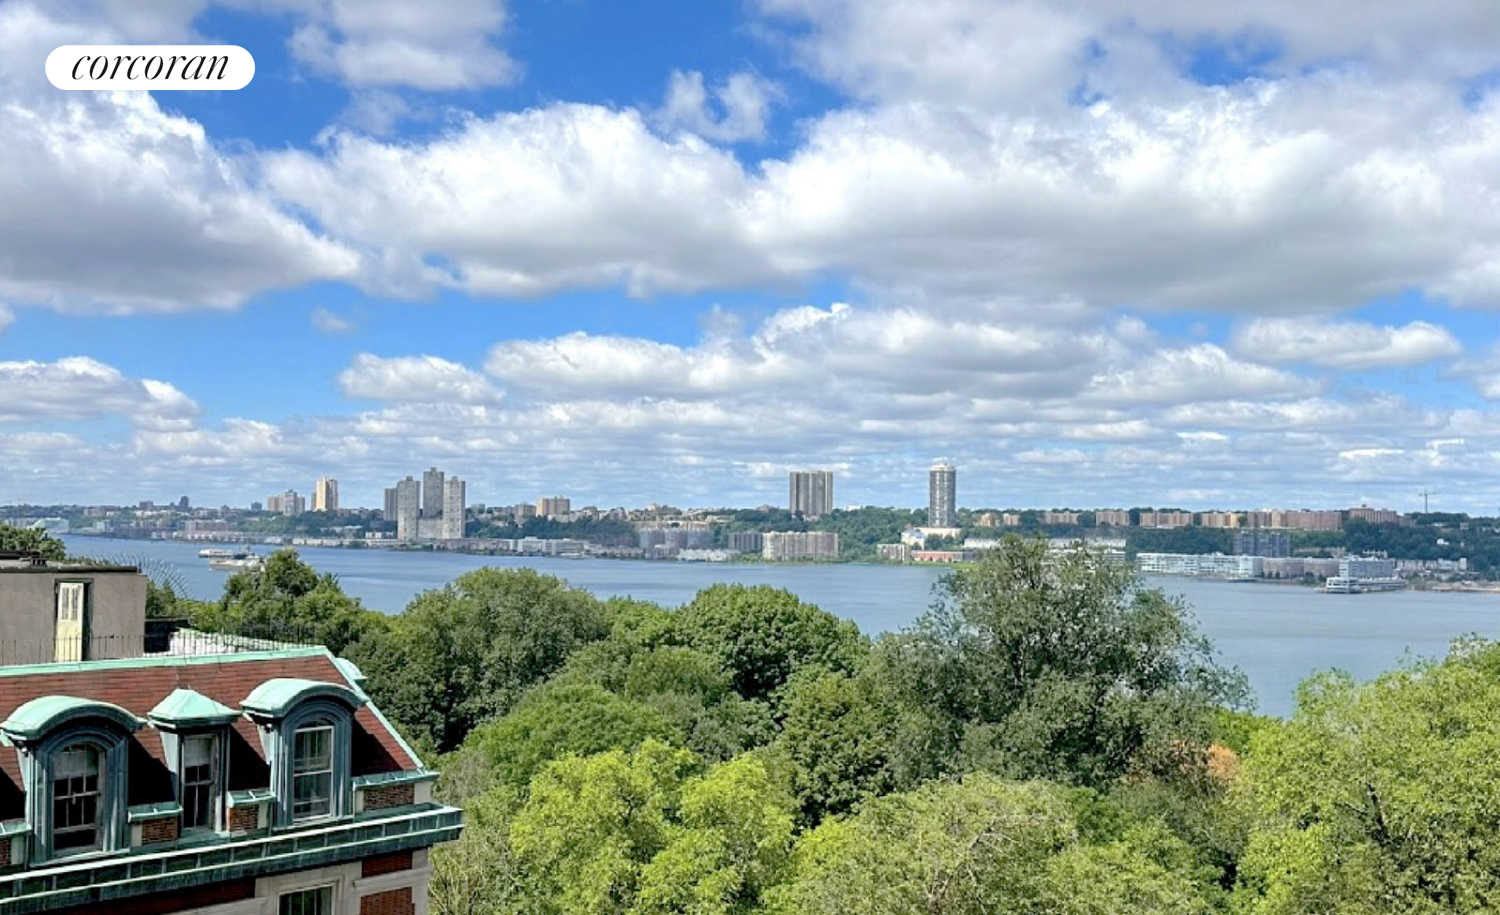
[51,743,102,854]
[291,724,335,821]
[277,884,334,915]
[180,733,220,833]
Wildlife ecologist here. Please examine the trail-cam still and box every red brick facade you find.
[362,851,413,878]
[363,783,415,810]
[359,887,414,915]
[51,880,255,915]
[0,837,9,869]
[140,816,179,845]
[229,805,259,833]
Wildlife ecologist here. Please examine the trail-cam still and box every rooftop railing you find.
[0,622,323,668]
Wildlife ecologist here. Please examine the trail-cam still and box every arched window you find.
[0,696,140,861]
[51,743,101,852]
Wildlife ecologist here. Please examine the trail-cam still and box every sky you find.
[4,0,1500,513]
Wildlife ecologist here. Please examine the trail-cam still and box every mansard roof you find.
[0,648,419,817]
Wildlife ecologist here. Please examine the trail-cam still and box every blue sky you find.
[3,0,1500,513]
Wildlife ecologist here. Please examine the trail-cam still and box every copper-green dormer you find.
[0,695,144,743]
[241,678,365,720]
[148,688,241,730]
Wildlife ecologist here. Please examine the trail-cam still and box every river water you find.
[65,535,1500,718]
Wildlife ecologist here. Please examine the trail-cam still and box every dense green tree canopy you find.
[507,741,795,915]
[766,774,1209,915]
[883,536,1247,787]
[1237,641,1500,915]
[676,584,868,706]
[464,681,678,793]
[349,567,609,751]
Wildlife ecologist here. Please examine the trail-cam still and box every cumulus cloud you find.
[0,357,199,429]
[284,0,518,90]
[0,2,359,314]
[1083,344,1318,405]
[757,0,1500,108]
[258,70,1500,313]
[1231,317,1463,369]
[263,105,762,298]
[657,70,781,143]
[338,353,505,404]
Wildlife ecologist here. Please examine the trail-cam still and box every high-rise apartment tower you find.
[788,470,834,518]
[928,462,957,527]
[395,476,420,541]
[441,477,467,539]
[312,476,339,512]
[422,467,445,518]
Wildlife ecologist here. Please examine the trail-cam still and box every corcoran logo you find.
[45,45,255,90]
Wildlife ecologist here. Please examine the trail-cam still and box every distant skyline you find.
[4,2,1500,513]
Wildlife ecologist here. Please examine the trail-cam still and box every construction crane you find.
[1419,489,1439,513]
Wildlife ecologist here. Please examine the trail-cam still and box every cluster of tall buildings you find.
[787,462,958,528]
[264,489,304,516]
[383,467,466,541]
[262,477,339,516]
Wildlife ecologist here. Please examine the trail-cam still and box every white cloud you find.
[311,306,357,334]
[259,71,1500,314]
[338,353,505,404]
[0,357,199,429]
[1231,317,1463,369]
[283,0,518,90]
[263,104,761,298]
[0,2,360,314]
[1084,344,1318,405]
[657,70,781,143]
[757,0,1500,109]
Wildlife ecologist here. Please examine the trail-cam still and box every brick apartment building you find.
[0,553,461,914]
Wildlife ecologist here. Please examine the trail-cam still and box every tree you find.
[766,773,1209,915]
[464,681,678,793]
[773,668,902,824]
[883,535,1247,788]
[676,585,869,706]
[347,567,609,751]
[428,786,528,915]
[1236,640,1500,915]
[507,741,794,915]
[192,549,379,654]
[0,524,66,560]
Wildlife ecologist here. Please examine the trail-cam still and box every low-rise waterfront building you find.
[763,531,840,561]
[1137,552,1263,579]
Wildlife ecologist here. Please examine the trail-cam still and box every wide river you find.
[64,535,1500,718]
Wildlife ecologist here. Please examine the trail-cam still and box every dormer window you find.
[241,679,366,828]
[0,695,141,862]
[147,688,239,836]
[51,744,101,852]
[292,724,333,820]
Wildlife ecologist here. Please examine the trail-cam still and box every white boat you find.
[209,553,264,572]
[199,547,251,559]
